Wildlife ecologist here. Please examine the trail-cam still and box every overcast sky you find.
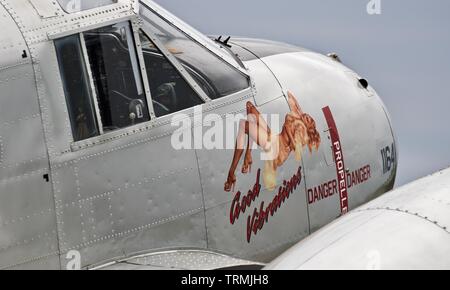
[154,0,450,186]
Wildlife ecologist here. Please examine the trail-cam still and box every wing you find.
[91,249,264,270]
[265,167,450,270]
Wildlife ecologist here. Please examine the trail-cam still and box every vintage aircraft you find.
[0,0,397,269]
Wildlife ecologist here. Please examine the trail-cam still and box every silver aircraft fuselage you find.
[0,0,396,269]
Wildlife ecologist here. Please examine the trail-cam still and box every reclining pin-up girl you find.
[224,91,321,192]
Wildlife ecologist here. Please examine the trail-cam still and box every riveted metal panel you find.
[52,109,207,268]
[76,212,207,269]
[5,254,60,270]
[0,1,146,269]
[197,94,310,263]
[245,59,283,106]
[28,0,62,19]
[0,171,57,269]
[96,249,263,270]
[342,100,394,208]
[267,168,450,270]
[0,0,136,47]
[0,117,47,168]
[358,169,450,232]
[0,4,59,269]
[195,94,255,210]
[29,40,78,157]
[0,4,28,69]
[0,65,39,126]
[0,4,34,123]
[262,51,396,232]
[262,52,360,232]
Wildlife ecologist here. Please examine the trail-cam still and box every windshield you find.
[57,0,118,13]
[140,0,244,70]
[140,7,250,99]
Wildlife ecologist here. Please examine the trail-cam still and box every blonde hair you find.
[300,113,321,152]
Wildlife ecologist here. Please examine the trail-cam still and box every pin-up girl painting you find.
[224,91,321,192]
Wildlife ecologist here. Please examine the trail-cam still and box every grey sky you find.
[154,0,450,186]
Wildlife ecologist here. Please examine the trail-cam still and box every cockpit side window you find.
[138,30,204,117]
[55,20,208,142]
[83,22,150,132]
[140,8,251,99]
[55,21,152,141]
[55,35,100,141]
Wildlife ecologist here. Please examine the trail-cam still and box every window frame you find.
[140,0,251,77]
[54,14,254,151]
[54,19,157,147]
[78,20,154,134]
[139,3,252,99]
[79,32,105,135]
[131,21,157,120]
[139,23,212,104]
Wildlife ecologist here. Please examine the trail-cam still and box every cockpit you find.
[53,1,251,142]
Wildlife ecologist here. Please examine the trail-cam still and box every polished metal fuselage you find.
[0,0,396,269]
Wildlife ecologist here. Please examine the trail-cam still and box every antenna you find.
[214,35,232,48]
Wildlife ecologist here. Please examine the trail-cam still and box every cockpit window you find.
[140,8,251,99]
[55,35,100,141]
[84,22,150,132]
[138,30,204,117]
[57,0,117,13]
[55,21,152,141]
